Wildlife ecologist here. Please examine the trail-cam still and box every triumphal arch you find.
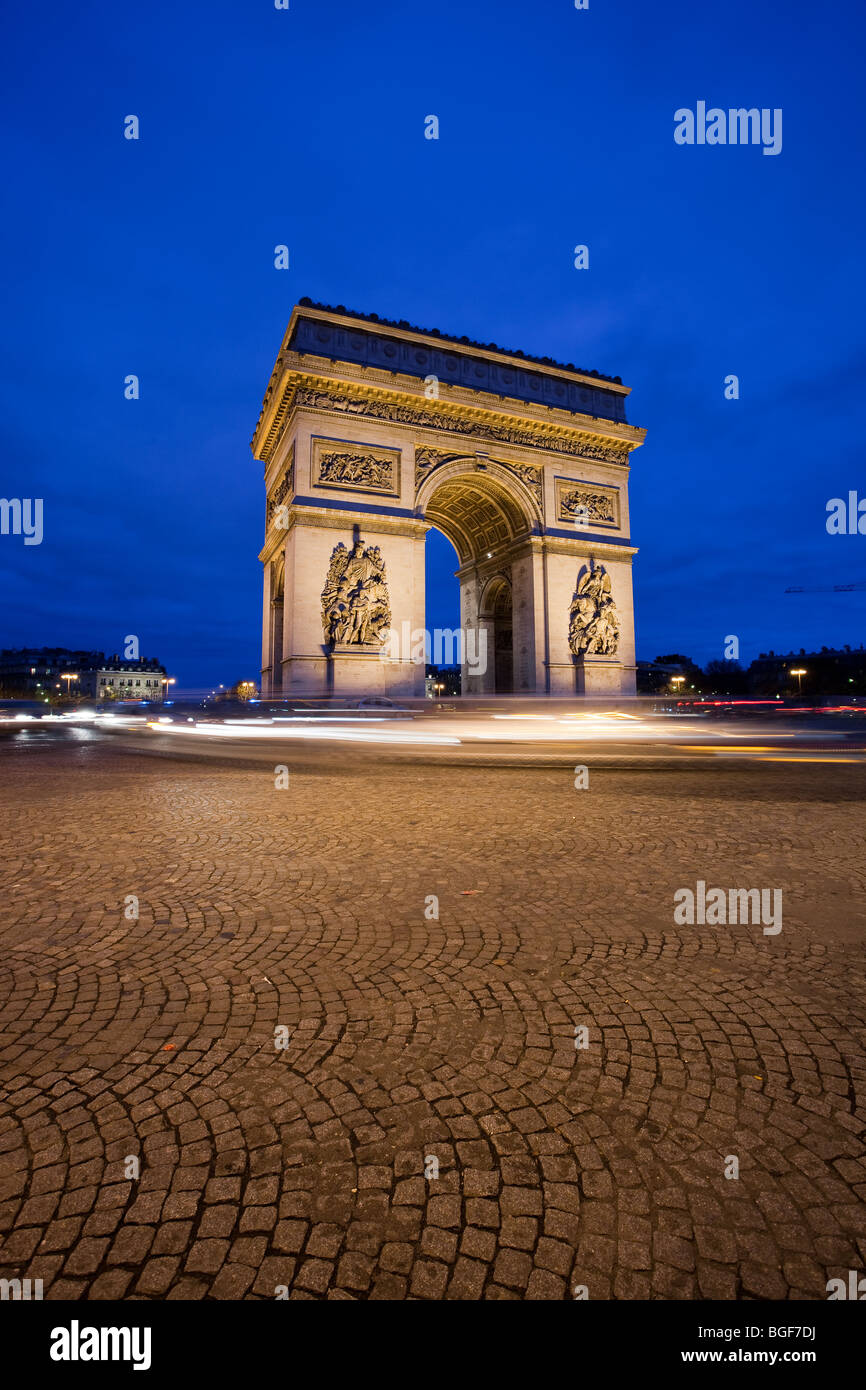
[252,300,646,697]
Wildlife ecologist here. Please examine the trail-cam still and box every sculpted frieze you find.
[293,385,630,466]
[557,480,619,527]
[312,437,400,495]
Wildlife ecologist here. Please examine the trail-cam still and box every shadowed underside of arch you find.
[423,471,532,565]
[480,573,513,618]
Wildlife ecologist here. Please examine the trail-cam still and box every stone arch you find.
[416,463,533,696]
[256,303,642,699]
[477,573,513,693]
[416,459,539,566]
[479,572,512,618]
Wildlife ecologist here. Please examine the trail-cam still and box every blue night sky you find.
[2,0,865,690]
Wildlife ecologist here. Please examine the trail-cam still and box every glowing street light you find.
[60,672,78,695]
[790,667,807,694]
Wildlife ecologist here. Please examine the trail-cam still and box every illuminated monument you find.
[252,301,646,697]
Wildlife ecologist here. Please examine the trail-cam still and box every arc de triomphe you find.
[252,301,646,698]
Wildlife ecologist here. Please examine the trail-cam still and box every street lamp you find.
[60,672,78,696]
[670,675,685,693]
[790,667,806,694]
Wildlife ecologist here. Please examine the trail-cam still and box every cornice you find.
[260,503,428,549]
[253,366,645,469]
[538,535,638,561]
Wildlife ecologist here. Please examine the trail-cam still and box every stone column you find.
[510,548,537,694]
[260,564,275,695]
[271,593,284,694]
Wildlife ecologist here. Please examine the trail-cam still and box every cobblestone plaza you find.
[1,735,864,1301]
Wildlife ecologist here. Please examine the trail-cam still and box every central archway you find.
[417,460,540,695]
[424,525,460,691]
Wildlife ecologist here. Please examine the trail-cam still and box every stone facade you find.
[253,302,646,697]
[79,661,167,701]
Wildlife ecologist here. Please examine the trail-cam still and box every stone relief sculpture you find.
[293,386,631,466]
[568,560,620,656]
[560,486,616,524]
[266,473,292,526]
[266,446,294,526]
[415,446,457,485]
[317,451,394,490]
[321,536,392,646]
[501,461,543,509]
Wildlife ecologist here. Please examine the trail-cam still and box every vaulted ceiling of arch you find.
[425,477,528,563]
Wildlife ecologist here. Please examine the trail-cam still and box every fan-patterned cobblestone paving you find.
[1,735,865,1300]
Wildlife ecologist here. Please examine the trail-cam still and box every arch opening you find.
[421,467,534,696]
[425,526,461,696]
[479,574,513,694]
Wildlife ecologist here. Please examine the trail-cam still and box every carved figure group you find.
[561,488,615,523]
[318,453,392,489]
[568,560,620,656]
[321,538,392,646]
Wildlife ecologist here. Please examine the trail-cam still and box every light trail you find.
[146,721,460,746]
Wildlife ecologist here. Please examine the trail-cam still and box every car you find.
[345,696,417,717]
[0,700,46,720]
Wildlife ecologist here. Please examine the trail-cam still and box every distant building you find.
[78,655,167,701]
[0,647,168,701]
[749,646,866,697]
[425,665,462,698]
[0,647,104,697]
[636,656,701,695]
[633,644,866,699]
[636,660,680,694]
